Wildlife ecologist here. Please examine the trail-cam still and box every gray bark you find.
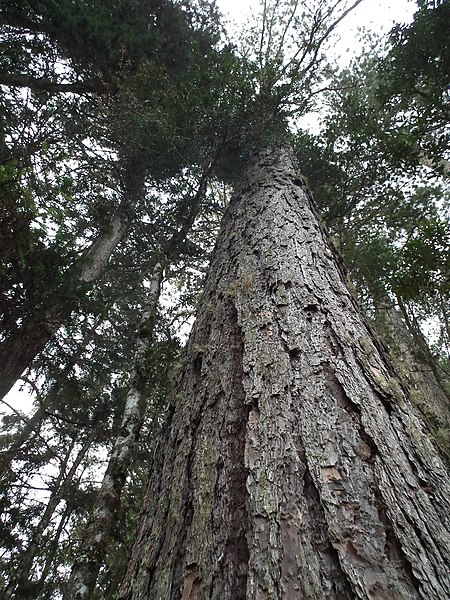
[36,502,73,596]
[118,147,450,600]
[418,152,450,177]
[78,210,133,284]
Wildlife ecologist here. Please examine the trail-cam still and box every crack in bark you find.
[209,301,250,599]
[170,343,213,599]
[322,359,378,463]
[301,458,357,599]
[319,330,427,597]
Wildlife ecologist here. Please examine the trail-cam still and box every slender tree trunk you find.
[0,307,64,401]
[65,261,164,600]
[4,427,97,598]
[36,502,73,597]
[1,397,47,460]
[118,147,450,600]
[375,300,450,447]
[397,298,449,393]
[65,162,215,599]
[0,166,144,401]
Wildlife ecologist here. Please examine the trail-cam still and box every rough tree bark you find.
[118,147,450,600]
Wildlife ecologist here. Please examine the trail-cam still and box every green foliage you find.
[393,215,450,301]
[379,0,449,110]
[0,0,241,354]
[292,3,449,400]
[293,4,449,325]
[376,0,450,168]
[0,0,221,80]
[0,1,233,595]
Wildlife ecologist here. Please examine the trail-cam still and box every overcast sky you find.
[217,0,416,62]
[217,0,415,29]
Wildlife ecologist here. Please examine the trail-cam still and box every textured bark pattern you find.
[119,148,450,600]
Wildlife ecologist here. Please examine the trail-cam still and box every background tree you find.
[0,1,239,595]
[0,0,235,400]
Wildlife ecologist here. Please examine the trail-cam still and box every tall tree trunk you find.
[65,261,164,600]
[118,147,450,600]
[0,165,144,401]
[397,298,449,395]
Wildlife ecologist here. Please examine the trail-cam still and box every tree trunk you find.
[64,163,214,598]
[0,307,64,401]
[374,300,450,456]
[118,147,450,600]
[0,166,144,402]
[35,502,73,597]
[65,261,164,600]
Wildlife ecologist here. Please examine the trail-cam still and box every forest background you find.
[0,0,448,598]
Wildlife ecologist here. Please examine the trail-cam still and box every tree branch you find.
[0,72,110,95]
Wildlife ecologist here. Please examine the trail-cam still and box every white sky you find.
[217,0,416,59]
[217,0,416,29]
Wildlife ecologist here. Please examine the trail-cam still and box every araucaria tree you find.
[118,148,450,599]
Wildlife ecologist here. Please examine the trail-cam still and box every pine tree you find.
[118,147,450,600]
[2,1,449,597]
